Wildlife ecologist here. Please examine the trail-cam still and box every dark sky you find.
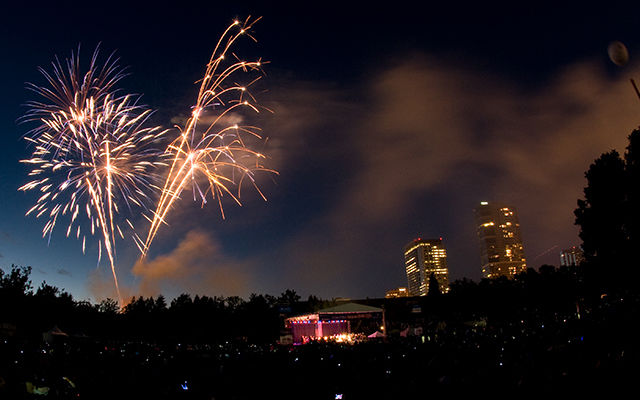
[2,1,640,302]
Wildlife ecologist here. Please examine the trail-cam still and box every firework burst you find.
[20,47,167,305]
[140,16,276,257]
[20,17,276,302]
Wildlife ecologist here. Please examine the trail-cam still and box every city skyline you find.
[1,2,640,302]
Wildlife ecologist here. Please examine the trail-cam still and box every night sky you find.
[2,1,640,302]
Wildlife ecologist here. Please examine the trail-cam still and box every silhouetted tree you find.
[242,294,279,342]
[449,277,477,294]
[247,293,270,309]
[170,293,193,309]
[306,295,323,312]
[278,289,301,305]
[98,298,120,314]
[575,150,627,266]
[124,296,155,315]
[625,129,640,255]
[575,129,640,289]
[428,273,441,296]
[0,264,33,296]
[154,295,167,313]
[538,264,556,276]
[225,295,245,311]
[35,281,60,298]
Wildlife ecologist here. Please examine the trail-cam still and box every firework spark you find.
[140,16,276,257]
[20,47,167,305]
[20,18,275,301]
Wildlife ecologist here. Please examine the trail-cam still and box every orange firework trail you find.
[20,48,168,306]
[139,16,276,257]
[20,18,275,303]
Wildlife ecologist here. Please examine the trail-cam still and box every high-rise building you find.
[560,246,584,267]
[404,238,450,296]
[385,287,409,298]
[474,202,526,279]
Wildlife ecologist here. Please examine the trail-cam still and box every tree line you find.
[0,265,338,343]
[1,262,595,343]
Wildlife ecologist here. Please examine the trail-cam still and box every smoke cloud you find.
[132,230,252,298]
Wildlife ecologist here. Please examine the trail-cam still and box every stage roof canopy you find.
[317,303,383,314]
[286,303,383,324]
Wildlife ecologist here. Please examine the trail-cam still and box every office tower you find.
[560,246,584,267]
[385,287,409,298]
[474,202,527,279]
[404,238,450,296]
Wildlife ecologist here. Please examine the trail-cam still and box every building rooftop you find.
[317,303,383,314]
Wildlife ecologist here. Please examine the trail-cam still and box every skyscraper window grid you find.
[404,238,450,296]
[474,202,527,279]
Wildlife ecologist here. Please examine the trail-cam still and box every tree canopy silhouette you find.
[575,129,640,289]
[428,273,442,296]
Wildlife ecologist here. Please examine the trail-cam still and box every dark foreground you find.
[1,296,639,399]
